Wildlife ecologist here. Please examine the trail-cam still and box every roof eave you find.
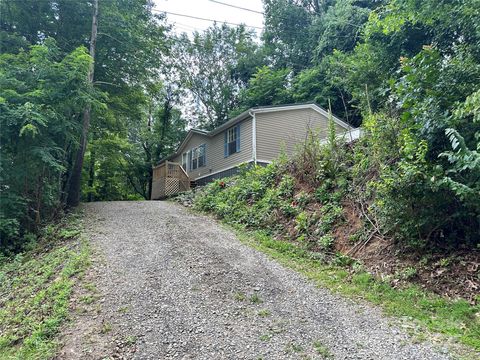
[209,109,252,136]
[250,102,353,130]
[155,129,210,167]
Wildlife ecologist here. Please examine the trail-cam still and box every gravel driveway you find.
[64,201,452,359]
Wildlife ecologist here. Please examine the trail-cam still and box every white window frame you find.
[190,144,206,170]
[198,144,205,168]
[181,152,188,171]
[227,127,237,143]
[226,127,238,156]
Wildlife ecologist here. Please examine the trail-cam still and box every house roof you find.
[155,102,353,166]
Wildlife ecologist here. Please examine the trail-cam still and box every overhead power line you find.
[151,8,264,30]
[174,21,204,32]
[208,0,264,15]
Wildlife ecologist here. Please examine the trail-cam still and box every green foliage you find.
[294,211,310,235]
[362,43,480,248]
[318,234,335,251]
[195,66,478,260]
[0,0,172,250]
[194,126,351,251]
[313,340,333,358]
[0,40,97,251]
[396,266,418,281]
[2,0,480,255]
[239,66,293,108]
[437,90,480,210]
[262,0,317,72]
[313,0,372,59]
[194,164,282,228]
[356,108,479,249]
[173,23,260,129]
[0,213,90,359]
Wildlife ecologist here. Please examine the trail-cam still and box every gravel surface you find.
[71,201,452,359]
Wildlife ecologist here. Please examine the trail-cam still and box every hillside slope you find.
[182,124,480,351]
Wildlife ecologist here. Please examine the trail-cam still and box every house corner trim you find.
[250,111,257,165]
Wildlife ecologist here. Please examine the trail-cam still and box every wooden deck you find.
[151,161,190,200]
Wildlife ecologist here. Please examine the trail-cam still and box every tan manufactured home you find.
[151,103,359,199]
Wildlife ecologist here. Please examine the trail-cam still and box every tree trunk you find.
[147,167,153,200]
[145,106,153,200]
[87,145,96,202]
[66,0,98,208]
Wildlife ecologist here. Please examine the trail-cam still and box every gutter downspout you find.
[249,111,257,165]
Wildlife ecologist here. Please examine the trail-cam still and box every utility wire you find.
[150,8,263,30]
[208,0,264,15]
[174,22,204,32]
[4,1,349,39]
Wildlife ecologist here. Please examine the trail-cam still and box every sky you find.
[153,0,265,36]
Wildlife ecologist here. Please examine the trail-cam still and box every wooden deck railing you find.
[151,161,190,199]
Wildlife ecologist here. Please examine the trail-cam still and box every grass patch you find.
[83,282,97,293]
[0,213,91,360]
[228,225,480,353]
[286,342,304,353]
[313,340,332,358]
[250,293,263,304]
[100,322,112,334]
[234,292,246,301]
[79,294,96,305]
[257,309,271,317]
[125,335,137,345]
[259,333,272,341]
[118,305,130,313]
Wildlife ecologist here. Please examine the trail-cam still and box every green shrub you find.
[318,234,334,250]
[194,97,479,254]
[194,163,286,229]
[294,211,310,234]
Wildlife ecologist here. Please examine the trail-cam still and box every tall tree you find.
[261,0,338,72]
[66,0,98,207]
[239,66,293,108]
[0,0,170,250]
[0,40,96,250]
[173,23,260,129]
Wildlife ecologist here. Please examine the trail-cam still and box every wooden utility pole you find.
[67,0,98,207]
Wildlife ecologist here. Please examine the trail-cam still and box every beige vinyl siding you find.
[208,117,253,175]
[172,117,253,180]
[172,133,210,179]
[255,108,346,161]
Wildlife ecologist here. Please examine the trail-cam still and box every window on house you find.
[182,152,188,171]
[190,144,206,170]
[224,124,240,157]
[198,144,206,168]
[191,148,198,170]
